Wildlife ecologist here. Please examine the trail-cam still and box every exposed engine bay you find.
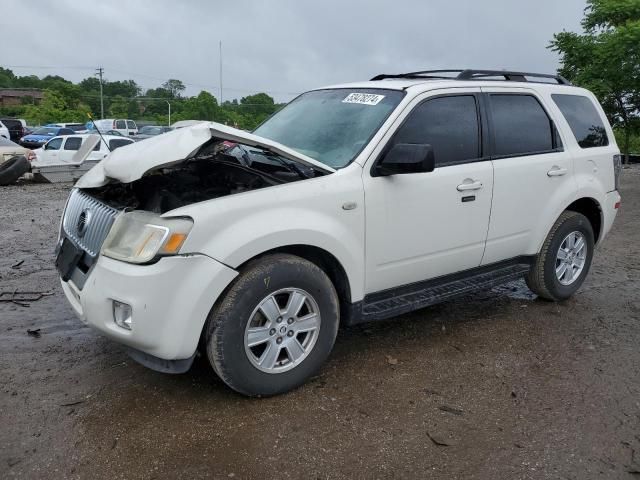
[85,143,326,213]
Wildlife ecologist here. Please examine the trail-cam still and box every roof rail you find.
[370,69,571,85]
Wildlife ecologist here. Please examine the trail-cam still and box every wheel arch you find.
[565,197,603,243]
[238,244,355,326]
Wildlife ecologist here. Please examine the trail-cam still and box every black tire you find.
[526,211,595,301]
[0,155,30,186]
[205,253,339,396]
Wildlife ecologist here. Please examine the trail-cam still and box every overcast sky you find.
[3,0,586,102]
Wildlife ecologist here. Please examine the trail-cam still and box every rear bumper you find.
[61,254,238,361]
[600,190,621,243]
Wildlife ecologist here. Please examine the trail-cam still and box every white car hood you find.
[76,122,335,188]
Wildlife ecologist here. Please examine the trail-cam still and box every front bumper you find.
[61,254,238,361]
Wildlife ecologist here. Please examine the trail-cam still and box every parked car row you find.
[1,115,175,152]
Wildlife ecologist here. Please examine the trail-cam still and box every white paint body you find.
[60,78,621,361]
[0,121,9,139]
[33,134,133,165]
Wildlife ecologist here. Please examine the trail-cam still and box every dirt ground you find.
[1,167,639,480]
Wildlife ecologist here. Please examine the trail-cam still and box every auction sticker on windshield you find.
[342,93,385,105]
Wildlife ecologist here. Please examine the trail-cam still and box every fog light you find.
[113,300,132,330]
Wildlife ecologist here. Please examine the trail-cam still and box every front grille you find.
[62,189,119,257]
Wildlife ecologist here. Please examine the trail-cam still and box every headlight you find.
[101,211,193,264]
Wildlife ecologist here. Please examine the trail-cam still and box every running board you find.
[354,257,533,324]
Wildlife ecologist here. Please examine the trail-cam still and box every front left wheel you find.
[204,254,339,396]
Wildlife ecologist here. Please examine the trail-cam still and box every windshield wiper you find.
[244,146,313,179]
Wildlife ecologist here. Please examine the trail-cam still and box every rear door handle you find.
[457,180,483,191]
[547,166,568,177]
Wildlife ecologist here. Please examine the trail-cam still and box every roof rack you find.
[370,69,572,85]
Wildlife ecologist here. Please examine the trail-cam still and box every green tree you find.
[177,90,219,121]
[0,67,17,87]
[22,89,91,125]
[550,0,640,161]
[109,96,129,117]
[104,79,140,98]
[162,79,186,98]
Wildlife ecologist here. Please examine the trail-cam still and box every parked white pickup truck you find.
[34,134,133,165]
[56,69,622,396]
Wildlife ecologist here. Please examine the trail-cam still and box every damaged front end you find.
[75,122,334,213]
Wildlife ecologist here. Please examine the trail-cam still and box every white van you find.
[92,119,138,137]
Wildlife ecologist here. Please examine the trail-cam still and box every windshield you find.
[33,127,58,136]
[253,88,404,168]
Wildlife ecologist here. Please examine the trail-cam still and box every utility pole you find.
[219,41,223,105]
[166,100,171,126]
[96,67,104,119]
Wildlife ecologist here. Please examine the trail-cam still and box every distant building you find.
[0,88,44,106]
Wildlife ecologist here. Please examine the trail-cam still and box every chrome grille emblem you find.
[77,209,92,238]
[62,189,118,257]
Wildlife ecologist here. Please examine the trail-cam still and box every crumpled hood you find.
[76,122,335,188]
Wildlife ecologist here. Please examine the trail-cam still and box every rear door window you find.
[551,94,609,148]
[115,120,126,129]
[489,94,556,157]
[126,120,136,129]
[63,137,82,151]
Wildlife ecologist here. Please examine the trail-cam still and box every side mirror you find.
[374,143,435,176]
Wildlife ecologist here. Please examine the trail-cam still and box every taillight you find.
[613,154,622,190]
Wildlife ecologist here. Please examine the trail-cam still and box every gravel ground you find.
[1,167,639,479]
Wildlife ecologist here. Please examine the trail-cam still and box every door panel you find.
[364,162,493,293]
[481,88,576,264]
[483,152,573,263]
[363,88,493,294]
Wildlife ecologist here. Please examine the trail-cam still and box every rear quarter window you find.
[551,94,609,148]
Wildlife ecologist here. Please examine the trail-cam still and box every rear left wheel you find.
[526,211,595,301]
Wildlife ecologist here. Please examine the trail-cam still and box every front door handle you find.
[547,166,568,177]
[457,180,483,192]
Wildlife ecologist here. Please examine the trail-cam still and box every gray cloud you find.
[3,0,586,102]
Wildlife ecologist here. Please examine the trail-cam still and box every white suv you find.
[56,69,622,396]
